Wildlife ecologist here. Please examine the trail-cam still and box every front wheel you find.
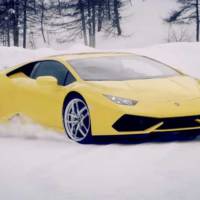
[63,96,92,144]
[178,134,198,141]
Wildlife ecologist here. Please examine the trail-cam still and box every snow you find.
[1,43,200,199]
[132,42,200,78]
[97,0,180,49]
[1,138,200,200]
[0,47,61,69]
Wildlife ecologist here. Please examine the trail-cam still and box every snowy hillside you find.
[133,42,200,78]
[1,43,200,200]
[97,0,180,49]
[34,0,189,49]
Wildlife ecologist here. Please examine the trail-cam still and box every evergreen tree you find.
[0,0,129,48]
[165,0,200,41]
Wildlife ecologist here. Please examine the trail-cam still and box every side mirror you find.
[36,76,58,88]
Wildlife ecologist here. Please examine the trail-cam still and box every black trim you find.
[7,62,38,77]
[113,114,200,132]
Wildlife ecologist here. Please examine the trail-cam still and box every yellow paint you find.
[1,52,200,136]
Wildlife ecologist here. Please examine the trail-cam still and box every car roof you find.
[2,52,134,75]
[49,52,133,61]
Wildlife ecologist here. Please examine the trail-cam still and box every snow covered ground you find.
[1,43,200,200]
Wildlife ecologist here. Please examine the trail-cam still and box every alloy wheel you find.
[64,98,91,142]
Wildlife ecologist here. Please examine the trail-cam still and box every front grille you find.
[113,115,200,132]
[159,116,200,129]
[113,115,160,132]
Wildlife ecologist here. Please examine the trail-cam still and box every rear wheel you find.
[63,96,92,143]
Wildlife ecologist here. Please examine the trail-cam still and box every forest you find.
[0,0,200,48]
[0,0,130,48]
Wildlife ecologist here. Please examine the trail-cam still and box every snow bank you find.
[132,42,200,78]
[0,47,61,69]
[0,44,94,69]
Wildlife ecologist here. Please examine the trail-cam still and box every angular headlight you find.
[104,95,138,106]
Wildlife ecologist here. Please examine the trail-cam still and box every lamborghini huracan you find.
[1,52,200,143]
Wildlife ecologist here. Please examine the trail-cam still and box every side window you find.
[65,71,76,85]
[7,62,38,77]
[31,61,69,86]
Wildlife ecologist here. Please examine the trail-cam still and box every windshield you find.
[68,55,180,81]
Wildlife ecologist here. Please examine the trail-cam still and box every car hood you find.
[87,76,200,102]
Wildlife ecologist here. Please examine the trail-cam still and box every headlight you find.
[104,95,138,106]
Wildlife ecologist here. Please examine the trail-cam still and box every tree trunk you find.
[114,0,122,35]
[97,0,103,32]
[6,21,10,47]
[33,0,37,14]
[23,0,27,48]
[5,0,10,46]
[2,30,6,46]
[196,0,199,41]
[91,1,96,47]
[57,0,62,15]
[41,0,46,43]
[87,0,92,47]
[79,0,88,45]
[107,0,111,20]
[11,0,19,46]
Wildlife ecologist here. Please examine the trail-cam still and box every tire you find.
[63,95,92,144]
[178,134,198,141]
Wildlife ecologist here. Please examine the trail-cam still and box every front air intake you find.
[113,115,200,132]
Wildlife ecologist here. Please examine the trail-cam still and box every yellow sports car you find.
[1,52,200,143]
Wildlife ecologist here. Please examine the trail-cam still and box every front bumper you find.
[112,114,200,135]
[89,95,200,136]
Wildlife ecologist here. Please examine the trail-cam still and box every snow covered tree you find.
[52,0,124,47]
[0,0,15,46]
[0,0,130,48]
[0,0,30,47]
[165,0,200,41]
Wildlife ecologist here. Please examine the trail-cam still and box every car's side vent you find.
[112,115,160,132]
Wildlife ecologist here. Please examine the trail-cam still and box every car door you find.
[11,60,76,130]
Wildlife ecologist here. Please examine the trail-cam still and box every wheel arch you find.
[62,91,87,114]
[62,91,93,143]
